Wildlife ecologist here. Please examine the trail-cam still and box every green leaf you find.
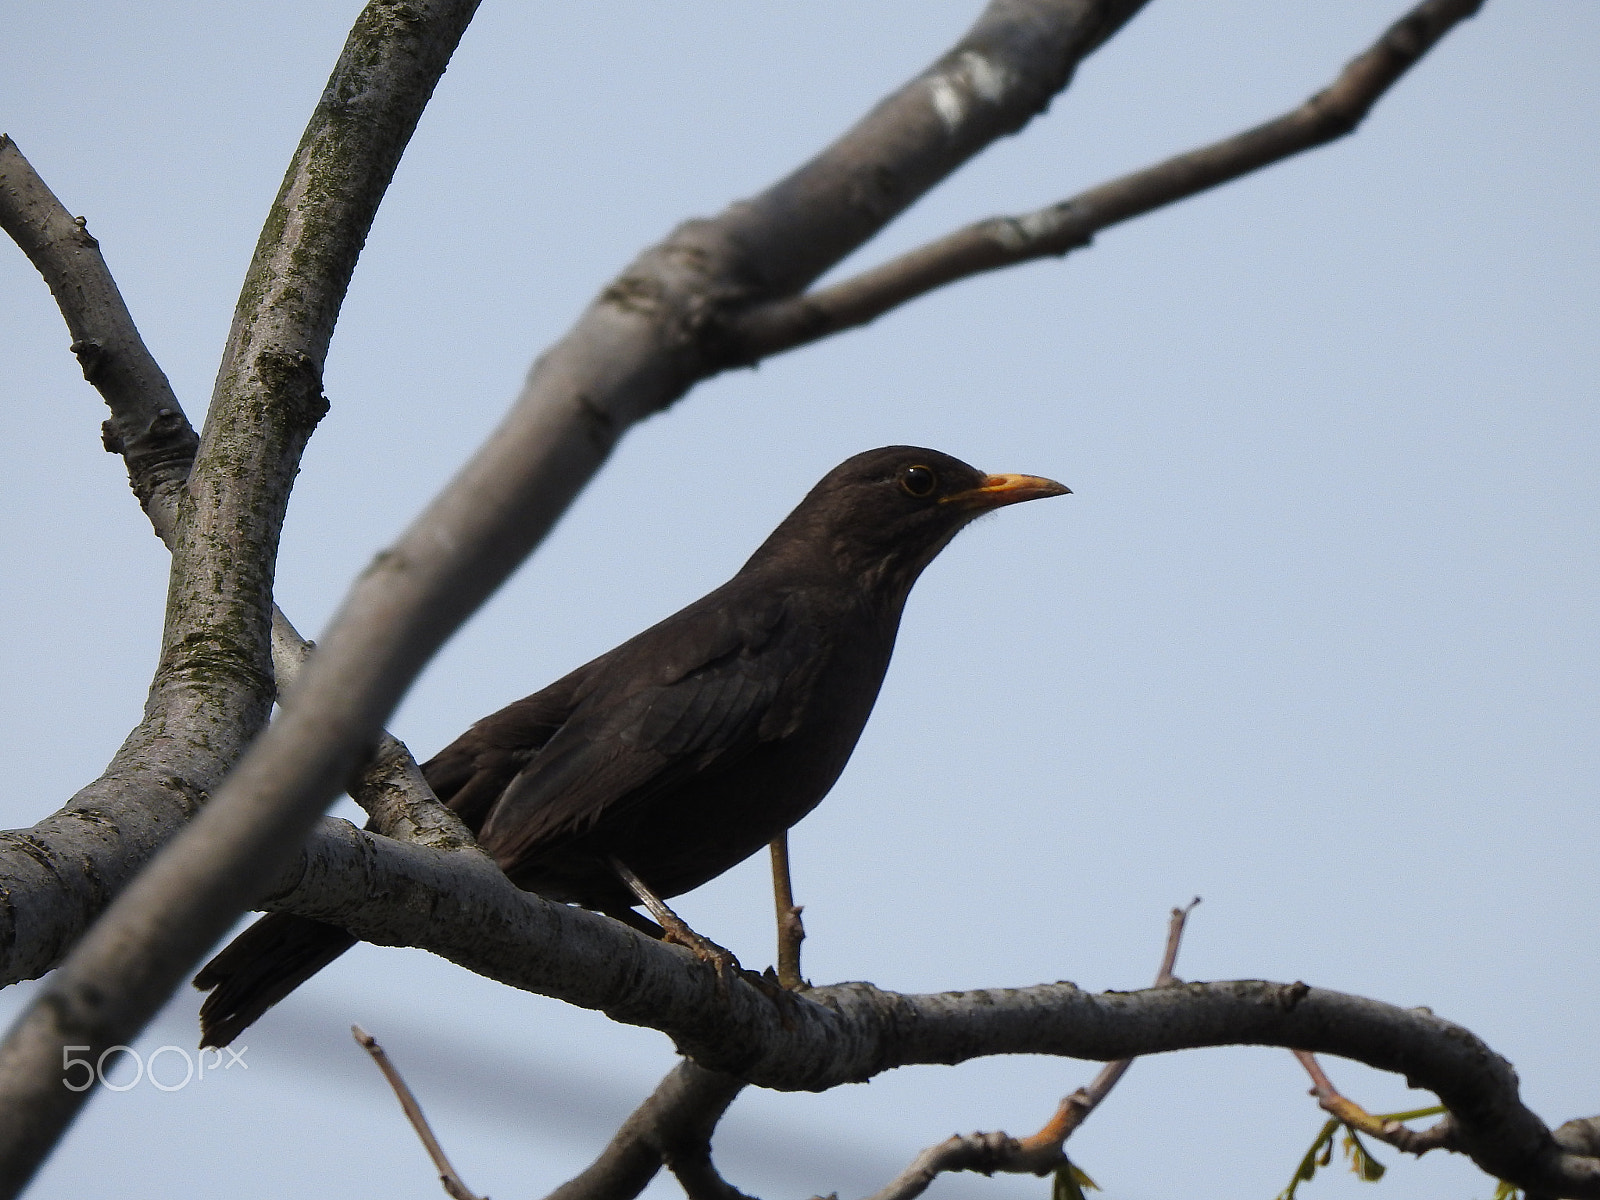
[1276,1105,1449,1199]
[1051,1156,1099,1200]
[1277,1118,1340,1200]
[1341,1129,1386,1183]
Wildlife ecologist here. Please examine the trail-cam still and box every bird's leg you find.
[768,834,807,990]
[608,856,740,978]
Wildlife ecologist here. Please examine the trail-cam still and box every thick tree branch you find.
[249,822,1600,1198]
[726,0,1483,360]
[667,0,1152,311]
[0,3,1521,1195]
[0,143,249,995]
[0,1,482,1190]
[0,2,1146,1185]
[0,138,463,989]
[0,136,225,988]
[0,0,1145,1028]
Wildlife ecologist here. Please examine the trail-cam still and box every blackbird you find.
[195,446,1068,1046]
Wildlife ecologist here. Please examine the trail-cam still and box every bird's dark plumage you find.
[196,447,1068,1046]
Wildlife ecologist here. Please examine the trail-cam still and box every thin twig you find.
[727,0,1485,361]
[861,900,1203,1200]
[1293,1050,1458,1156]
[863,1130,1061,1200]
[1155,895,1200,987]
[1034,898,1201,1147]
[353,1026,486,1200]
[768,835,806,990]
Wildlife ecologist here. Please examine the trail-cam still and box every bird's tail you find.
[194,914,356,1048]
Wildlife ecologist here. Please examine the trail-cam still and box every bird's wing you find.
[474,587,816,867]
[420,679,581,830]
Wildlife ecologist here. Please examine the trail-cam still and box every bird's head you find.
[747,446,1070,605]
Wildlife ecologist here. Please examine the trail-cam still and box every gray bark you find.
[0,0,482,1189]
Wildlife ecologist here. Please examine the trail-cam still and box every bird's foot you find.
[661,923,741,980]
[609,856,741,985]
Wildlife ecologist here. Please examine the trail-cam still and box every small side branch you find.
[353,1026,485,1200]
[863,900,1201,1200]
[666,1152,758,1200]
[1293,1050,1458,1156]
[1050,897,1200,1137]
[544,1061,746,1200]
[728,0,1484,361]
[768,835,806,990]
[271,609,475,850]
[0,135,197,540]
[864,1129,1070,1200]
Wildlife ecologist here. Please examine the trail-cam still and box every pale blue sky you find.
[2,3,1597,1198]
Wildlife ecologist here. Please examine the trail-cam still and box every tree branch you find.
[1293,1049,1459,1157]
[726,0,1484,360]
[0,134,230,989]
[0,137,467,989]
[0,3,1521,1195]
[247,821,1600,1198]
[354,1025,486,1200]
[863,1130,1064,1200]
[851,899,1200,1200]
[1044,898,1199,1137]
[0,2,1148,1187]
[0,2,482,1190]
[544,1061,745,1200]
[0,135,196,539]
[0,135,250,988]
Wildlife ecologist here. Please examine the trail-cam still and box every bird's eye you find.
[898,464,937,497]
